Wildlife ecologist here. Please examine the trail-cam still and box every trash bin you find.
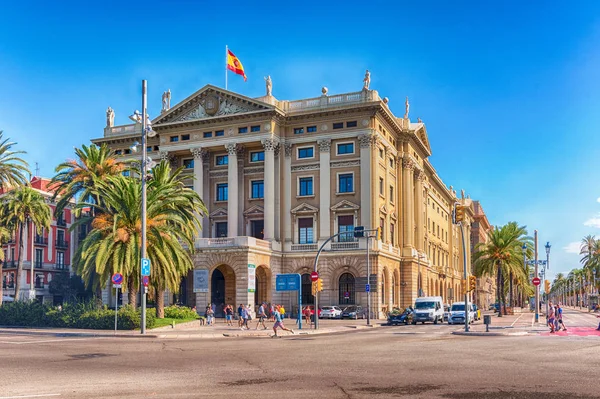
[483,315,491,332]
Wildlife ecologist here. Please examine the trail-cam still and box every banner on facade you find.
[193,269,209,293]
[248,264,256,293]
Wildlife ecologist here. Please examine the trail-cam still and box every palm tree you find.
[553,273,565,304]
[0,224,12,305]
[0,131,29,190]
[473,222,532,316]
[2,186,52,300]
[73,161,206,317]
[51,144,124,300]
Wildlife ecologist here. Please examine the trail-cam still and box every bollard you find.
[483,315,491,332]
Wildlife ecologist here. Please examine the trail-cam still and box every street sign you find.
[113,284,122,289]
[532,277,541,286]
[142,276,149,287]
[310,271,319,282]
[276,274,301,291]
[344,291,350,299]
[141,258,151,276]
[111,273,123,285]
[365,284,370,292]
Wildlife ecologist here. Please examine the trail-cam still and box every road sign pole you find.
[459,222,469,332]
[534,230,539,323]
[313,232,344,330]
[114,286,119,334]
[367,234,371,326]
[298,274,302,330]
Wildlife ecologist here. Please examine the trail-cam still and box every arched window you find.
[339,273,355,305]
[301,274,314,304]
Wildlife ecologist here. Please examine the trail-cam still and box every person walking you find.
[237,303,244,327]
[280,305,286,320]
[240,304,250,330]
[556,303,567,332]
[303,306,312,327]
[269,303,275,322]
[272,305,295,338]
[255,302,268,330]
[547,301,555,333]
[206,304,215,326]
[225,304,233,327]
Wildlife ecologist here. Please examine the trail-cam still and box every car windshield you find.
[343,306,356,312]
[415,302,435,309]
[322,307,333,310]
[451,304,465,311]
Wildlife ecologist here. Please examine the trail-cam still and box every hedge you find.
[0,301,156,330]
[163,305,199,320]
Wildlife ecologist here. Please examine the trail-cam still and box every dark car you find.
[341,305,365,319]
[387,308,413,325]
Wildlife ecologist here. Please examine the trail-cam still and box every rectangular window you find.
[215,222,228,238]
[390,186,394,202]
[390,223,395,245]
[203,132,212,138]
[297,147,314,159]
[216,155,228,165]
[307,126,317,133]
[114,150,122,155]
[170,136,179,142]
[337,143,354,155]
[216,183,228,201]
[124,149,131,155]
[146,146,153,152]
[153,145,159,151]
[338,173,353,193]
[181,134,190,141]
[338,215,355,242]
[122,170,130,177]
[250,151,265,162]
[379,148,384,158]
[379,178,384,195]
[346,121,357,128]
[183,159,194,169]
[238,127,248,134]
[298,218,314,244]
[333,122,344,129]
[379,218,385,242]
[251,180,264,199]
[56,251,65,267]
[35,249,43,267]
[215,130,224,137]
[250,125,260,132]
[294,127,304,135]
[390,158,394,168]
[298,177,313,196]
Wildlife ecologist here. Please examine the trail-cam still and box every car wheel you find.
[434,318,438,325]
[422,322,425,324]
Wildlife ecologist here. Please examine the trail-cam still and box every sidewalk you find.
[451,311,548,336]
[0,318,383,340]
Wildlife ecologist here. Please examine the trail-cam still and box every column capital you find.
[402,156,415,170]
[225,143,239,156]
[414,168,426,181]
[317,139,332,153]
[190,147,208,160]
[261,138,280,152]
[159,151,170,161]
[284,143,293,158]
[358,133,378,148]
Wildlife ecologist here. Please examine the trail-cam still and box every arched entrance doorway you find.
[211,265,236,317]
[339,273,355,305]
[301,274,314,305]
[255,266,271,305]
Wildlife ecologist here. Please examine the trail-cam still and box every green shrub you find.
[163,305,199,320]
[0,301,47,327]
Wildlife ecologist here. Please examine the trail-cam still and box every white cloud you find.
[563,242,581,254]
[583,215,600,228]
[597,197,600,203]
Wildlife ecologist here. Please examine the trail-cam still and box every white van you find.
[447,301,476,325]
[412,296,444,324]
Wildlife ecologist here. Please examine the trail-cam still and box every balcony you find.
[291,243,318,252]
[195,236,278,251]
[34,236,48,246]
[34,282,44,289]
[3,260,16,269]
[2,282,14,289]
[331,242,360,251]
[55,239,69,249]
[56,218,67,227]
[54,264,68,270]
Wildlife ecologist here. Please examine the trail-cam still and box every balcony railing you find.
[195,236,275,251]
[291,243,318,252]
[3,260,16,269]
[331,242,360,251]
[34,282,44,289]
[56,218,67,227]
[55,239,69,249]
[34,236,48,246]
[2,283,14,289]
[54,264,68,270]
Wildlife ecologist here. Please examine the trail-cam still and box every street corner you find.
[537,327,600,337]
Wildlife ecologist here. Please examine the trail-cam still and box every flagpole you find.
[225,45,228,90]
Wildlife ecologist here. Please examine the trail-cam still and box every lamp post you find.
[522,243,527,309]
[545,241,551,317]
[417,252,425,297]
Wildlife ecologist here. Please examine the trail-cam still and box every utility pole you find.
[534,230,539,323]
[140,80,148,335]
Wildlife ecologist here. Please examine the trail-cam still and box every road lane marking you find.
[511,313,524,327]
[0,396,61,399]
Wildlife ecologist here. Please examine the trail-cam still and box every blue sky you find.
[1,1,600,281]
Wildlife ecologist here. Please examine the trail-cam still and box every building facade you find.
[1,177,75,304]
[470,200,495,309]
[93,78,476,317]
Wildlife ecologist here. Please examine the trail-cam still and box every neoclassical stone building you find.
[93,77,476,318]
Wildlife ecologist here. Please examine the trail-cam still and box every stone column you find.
[318,139,331,243]
[261,138,279,241]
[414,169,425,251]
[201,152,210,238]
[402,156,415,248]
[283,144,292,242]
[191,147,206,235]
[225,143,239,237]
[358,134,376,229]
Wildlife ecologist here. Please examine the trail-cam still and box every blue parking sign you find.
[141,258,151,276]
[365,284,370,292]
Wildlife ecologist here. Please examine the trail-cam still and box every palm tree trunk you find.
[156,289,165,319]
[14,223,25,301]
[501,273,507,315]
[127,275,137,308]
[509,272,514,308]
[497,263,502,317]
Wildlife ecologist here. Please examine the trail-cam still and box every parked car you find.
[303,305,322,317]
[320,306,342,319]
[387,307,413,325]
[443,303,451,322]
[341,305,365,319]
[412,296,444,324]
[448,302,476,325]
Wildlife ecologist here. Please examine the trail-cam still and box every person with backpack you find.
[237,303,244,327]
[556,303,567,332]
[255,303,268,330]
[547,301,555,333]
[240,304,250,330]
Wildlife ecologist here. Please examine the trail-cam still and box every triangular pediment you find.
[379,204,388,214]
[330,200,360,212]
[209,207,227,218]
[412,123,432,155]
[243,205,264,216]
[291,202,319,214]
[152,85,276,127]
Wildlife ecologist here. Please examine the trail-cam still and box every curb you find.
[0,328,158,339]
[452,330,529,337]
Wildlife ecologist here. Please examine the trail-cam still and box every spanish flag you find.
[226,49,247,81]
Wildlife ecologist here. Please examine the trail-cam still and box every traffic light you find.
[544,280,550,293]
[312,281,317,296]
[469,275,477,291]
[376,227,382,241]
[316,278,323,292]
[460,279,467,295]
[453,204,465,224]
[353,226,365,238]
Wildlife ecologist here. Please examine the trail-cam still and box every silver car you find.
[320,306,342,319]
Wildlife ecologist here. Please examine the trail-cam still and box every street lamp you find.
[545,242,551,317]
[522,243,527,309]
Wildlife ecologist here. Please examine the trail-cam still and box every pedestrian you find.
[256,302,268,330]
[247,304,254,325]
[547,301,555,333]
[225,304,233,326]
[238,303,244,327]
[280,305,286,320]
[206,304,215,326]
[272,304,295,338]
[303,306,312,327]
[269,303,275,322]
[240,304,250,330]
[596,314,600,331]
[556,303,567,332]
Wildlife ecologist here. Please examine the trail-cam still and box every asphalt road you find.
[1,309,599,399]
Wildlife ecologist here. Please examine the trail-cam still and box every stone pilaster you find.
[191,148,206,235]
[318,139,331,243]
[261,138,279,241]
[414,168,425,251]
[402,156,415,248]
[358,133,377,229]
[283,144,293,242]
[225,143,239,237]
